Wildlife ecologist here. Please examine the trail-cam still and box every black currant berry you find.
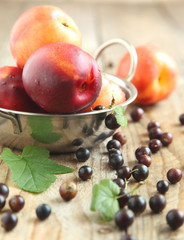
[132,164,149,182]
[149,127,162,140]
[118,189,130,208]
[106,139,121,151]
[148,139,162,153]
[76,147,90,162]
[160,132,173,146]
[116,166,131,180]
[59,181,77,201]
[0,195,6,209]
[167,168,182,184]
[78,166,93,181]
[1,212,18,231]
[135,146,151,161]
[127,195,146,214]
[108,149,122,157]
[137,154,151,167]
[105,113,120,130]
[147,121,161,131]
[109,154,124,170]
[0,183,9,199]
[179,113,184,125]
[149,194,166,213]
[113,132,127,145]
[130,107,144,122]
[9,195,25,212]
[166,209,184,230]
[113,178,125,189]
[115,208,134,230]
[156,180,169,194]
[36,203,51,221]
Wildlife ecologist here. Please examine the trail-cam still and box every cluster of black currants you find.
[0,183,25,231]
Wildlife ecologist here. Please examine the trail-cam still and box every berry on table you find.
[147,121,161,131]
[1,212,18,231]
[106,139,121,151]
[137,154,152,167]
[75,147,90,162]
[166,209,184,230]
[113,132,127,145]
[132,164,149,182]
[156,180,169,194]
[135,146,151,161]
[9,195,25,212]
[149,194,166,213]
[109,154,124,170]
[115,208,134,230]
[130,107,144,122]
[118,189,131,208]
[113,178,125,189]
[0,195,6,209]
[36,203,51,221]
[78,166,93,181]
[108,148,122,157]
[148,139,162,153]
[167,168,182,184]
[127,195,146,214]
[0,183,9,198]
[59,181,77,201]
[116,166,131,180]
[148,127,162,140]
[160,132,173,146]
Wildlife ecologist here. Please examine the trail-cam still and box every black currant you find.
[113,178,125,189]
[148,139,162,153]
[106,139,121,151]
[149,127,162,140]
[130,107,144,121]
[147,121,161,131]
[0,195,6,209]
[108,148,122,157]
[156,180,169,194]
[160,132,173,146]
[115,208,134,230]
[109,154,124,170]
[149,194,166,213]
[132,164,149,182]
[36,203,51,220]
[116,166,131,180]
[78,166,93,181]
[113,132,127,145]
[1,212,18,231]
[135,146,151,161]
[166,209,184,230]
[76,147,90,162]
[127,195,146,214]
[137,154,151,167]
[118,189,130,208]
[167,168,182,184]
[9,195,25,212]
[0,183,9,199]
[105,113,120,130]
[59,181,77,201]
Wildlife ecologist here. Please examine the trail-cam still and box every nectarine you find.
[22,42,102,114]
[10,5,82,68]
[0,66,44,112]
[117,45,178,105]
[81,73,126,112]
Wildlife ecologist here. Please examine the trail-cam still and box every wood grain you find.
[0,1,184,239]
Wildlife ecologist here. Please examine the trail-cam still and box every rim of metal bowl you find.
[0,73,137,118]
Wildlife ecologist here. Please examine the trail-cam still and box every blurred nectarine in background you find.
[10,5,82,68]
[117,45,178,105]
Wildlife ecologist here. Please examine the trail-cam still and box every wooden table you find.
[0,1,184,239]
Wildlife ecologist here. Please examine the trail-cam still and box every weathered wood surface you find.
[0,1,184,240]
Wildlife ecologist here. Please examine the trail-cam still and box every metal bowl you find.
[0,39,137,153]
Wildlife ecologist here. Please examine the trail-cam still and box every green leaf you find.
[28,116,62,144]
[1,146,74,193]
[90,179,120,221]
[114,106,127,128]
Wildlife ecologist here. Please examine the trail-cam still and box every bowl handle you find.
[93,38,137,82]
[0,111,22,134]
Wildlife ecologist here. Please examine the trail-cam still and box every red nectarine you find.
[10,5,82,68]
[81,73,126,112]
[0,66,44,112]
[117,45,178,105]
[22,42,102,114]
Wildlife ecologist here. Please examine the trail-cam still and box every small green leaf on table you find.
[90,179,120,221]
[1,145,74,193]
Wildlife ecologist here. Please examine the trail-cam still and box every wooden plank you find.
[0,1,184,240]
